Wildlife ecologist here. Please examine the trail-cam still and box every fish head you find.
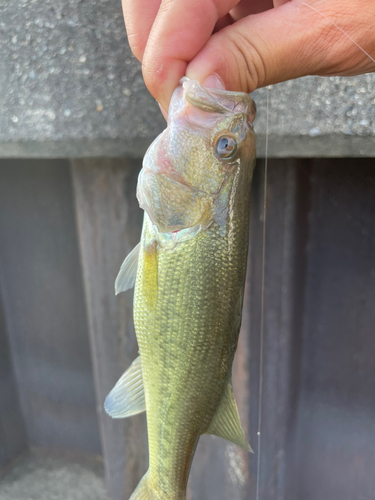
[137,78,256,234]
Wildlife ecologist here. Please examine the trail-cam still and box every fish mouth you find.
[180,77,256,126]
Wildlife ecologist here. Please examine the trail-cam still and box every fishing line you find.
[254,5,374,499]
[255,85,270,500]
[300,2,375,65]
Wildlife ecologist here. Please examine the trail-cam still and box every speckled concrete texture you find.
[0,0,374,158]
[0,0,162,157]
[252,76,375,157]
[0,451,108,500]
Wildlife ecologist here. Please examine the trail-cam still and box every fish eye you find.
[215,135,238,160]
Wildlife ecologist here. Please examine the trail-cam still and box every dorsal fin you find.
[206,381,252,452]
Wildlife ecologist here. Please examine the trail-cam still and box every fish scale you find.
[134,204,251,498]
[105,78,256,500]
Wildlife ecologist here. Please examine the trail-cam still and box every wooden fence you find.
[1,157,375,499]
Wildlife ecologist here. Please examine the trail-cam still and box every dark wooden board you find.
[286,159,375,500]
[0,160,100,455]
[0,282,27,470]
[71,159,148,500]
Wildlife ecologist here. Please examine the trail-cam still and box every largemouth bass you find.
[105,78,256,500]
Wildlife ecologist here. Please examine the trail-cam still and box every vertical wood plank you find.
[248,160,311,500]
[287,159,375,500]
[0,159,100,456]
[0,279,27,470]
[71,159,148,500]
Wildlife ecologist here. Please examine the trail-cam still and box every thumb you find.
[185,1,371,92]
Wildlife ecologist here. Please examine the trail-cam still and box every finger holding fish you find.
[187,0,375,93]
[126,0,375,112]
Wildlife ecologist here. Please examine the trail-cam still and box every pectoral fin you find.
[115,242,141,295]
[206,381,252,452]
[104,356,145,418]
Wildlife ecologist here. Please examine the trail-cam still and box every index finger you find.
[142,0,240,111]
[122,0,161,62]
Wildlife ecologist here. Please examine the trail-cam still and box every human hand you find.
[122,0,375,112]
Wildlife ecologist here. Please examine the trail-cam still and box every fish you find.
[104,77,257,500]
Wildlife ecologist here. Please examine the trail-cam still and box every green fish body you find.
[105,79,256,500]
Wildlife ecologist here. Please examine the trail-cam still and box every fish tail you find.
[129,472,157,500]
[130,472,185,500]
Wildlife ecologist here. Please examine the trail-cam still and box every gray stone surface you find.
[0,0,374,158]
[0,451,108,500]
[253,75,375,157]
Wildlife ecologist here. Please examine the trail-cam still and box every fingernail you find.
[202,74,225,90]
[158,102,168,121]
